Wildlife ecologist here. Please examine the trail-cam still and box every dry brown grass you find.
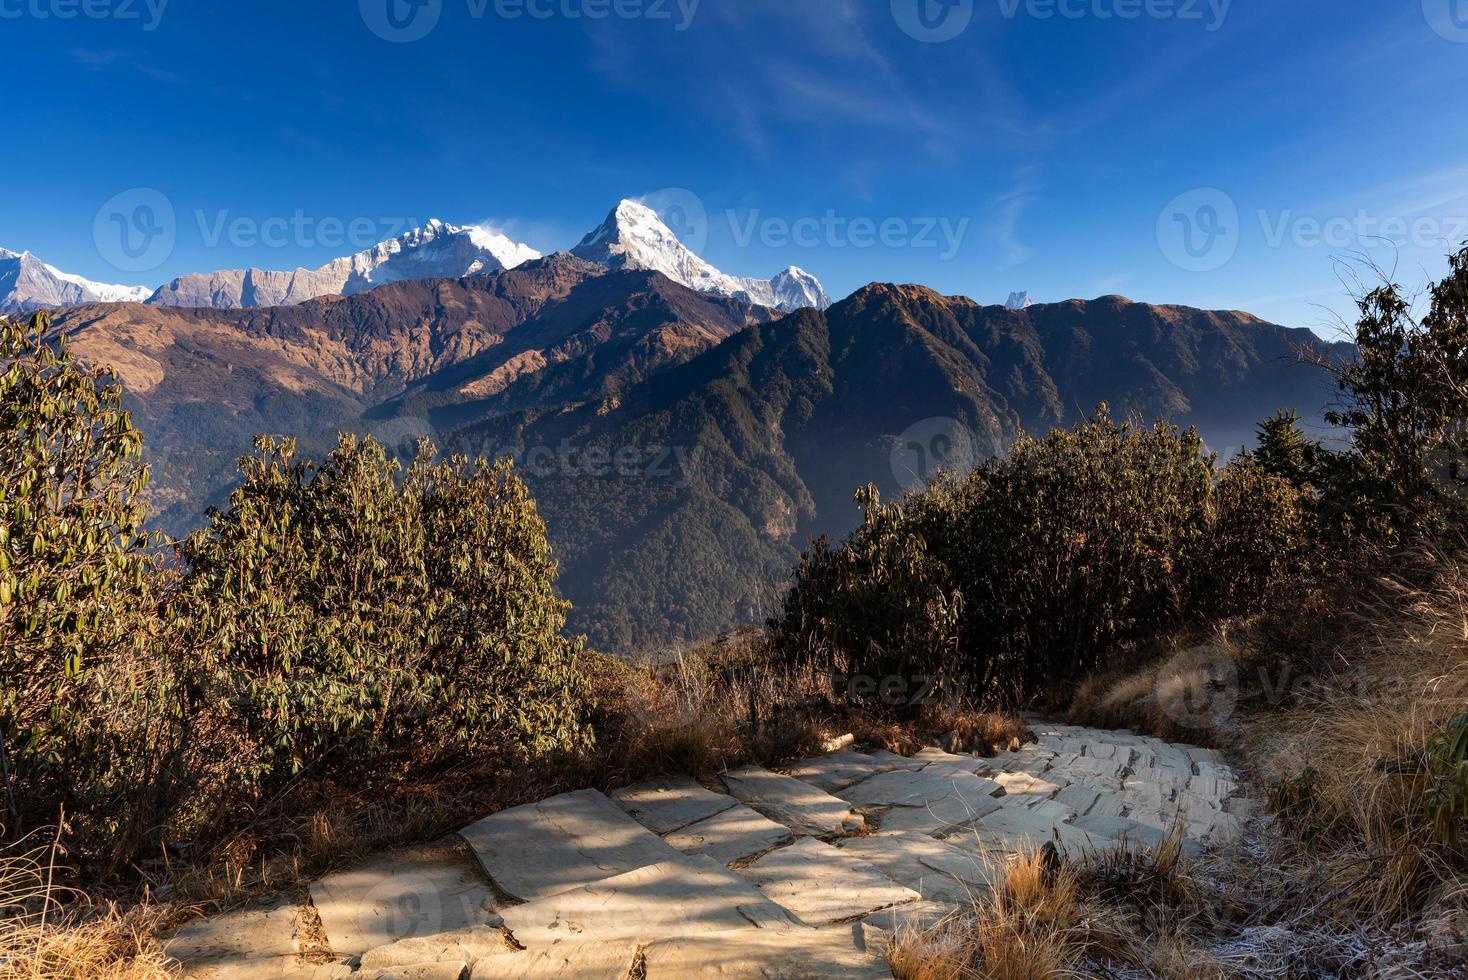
[887,830,1244,979]
[0,832,172,980]
[1061,549,1468,963]
[1067,631,1251,747]
[921,704,1032,756]
[1245,564,1468,922]
[887,850,1085,980]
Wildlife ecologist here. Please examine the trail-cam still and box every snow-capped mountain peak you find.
[1006,290,1035,310]
[571,198,830,313]
[0,247,151,313]
[147,221,543,309]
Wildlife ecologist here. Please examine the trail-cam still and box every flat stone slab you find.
[460,789,682,902]
[838,768,1006,834]
[165,903,350,979]
[737,837,921,926]
[643,923,890,978]
[861,901,953,935]
[358,925,509,971]
[500,857,794,948]
[1053,782,1103,816]
[1071,814,1172,852]
[309,843,497,959]
[468,940,639,978]
[664,803,794,868]
[784,751,902,793]
[865,749,929,770]
[359,963,467,980]
[944,819,1101,861]
[839,833,998,906]
[609,778,738,835]
[721,766,865,836]
[992,771,1064,802]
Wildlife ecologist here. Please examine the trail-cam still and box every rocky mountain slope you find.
[442,284,1347,649]
[48,259,1345,650]
[51,255,767,529]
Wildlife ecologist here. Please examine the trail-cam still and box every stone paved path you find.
[164,721,1247,978]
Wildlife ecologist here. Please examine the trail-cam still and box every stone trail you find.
[164,721,1245,978]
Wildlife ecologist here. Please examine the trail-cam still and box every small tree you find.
[770,484,961,706]
[0,312,167,857]
[1253,409,1321,490]
[1323,245,1468,538]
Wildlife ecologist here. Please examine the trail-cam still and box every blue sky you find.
[6,0,1467,336]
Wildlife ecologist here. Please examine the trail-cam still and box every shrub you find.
[0,313,176,862]
[770,484,962,696]
[1197,458,1310,617]
[772,407,1290,703]
[173,435,587,812]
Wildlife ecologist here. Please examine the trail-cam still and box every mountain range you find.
[13,194,1351,649]
[42,252,1347,651]
[1,199,831,315]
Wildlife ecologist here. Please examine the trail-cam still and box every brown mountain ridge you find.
[46,266,1348,647]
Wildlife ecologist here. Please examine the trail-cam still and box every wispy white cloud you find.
[992,169,1038,269]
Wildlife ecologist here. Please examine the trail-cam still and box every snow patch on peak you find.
[0,247,152,312]
[146,220,543,309]
[572,199,831,313]
[1006,291,1035,310]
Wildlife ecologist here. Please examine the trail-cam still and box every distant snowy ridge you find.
[147,220,541,309]
[571,200,831,313]
[2,200,833,314]
[1006,290,1034,310]
[0,247,151,313]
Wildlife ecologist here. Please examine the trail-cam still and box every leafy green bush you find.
[174,435,587,804]
[0,313,175,860]
[771,483,961,692]
[772,407,1306,703]
[1198,458,1310,617]
[1426,709,1468,843]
